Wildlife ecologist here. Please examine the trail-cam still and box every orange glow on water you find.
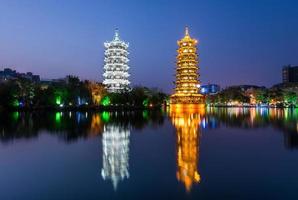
[89,114,103,136]
[169,104,204,191]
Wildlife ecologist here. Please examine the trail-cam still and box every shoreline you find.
[207,105,297,109]
[1,105,297,112]
[0,105,164,112]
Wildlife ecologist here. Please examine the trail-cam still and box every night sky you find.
[0,0,297,92]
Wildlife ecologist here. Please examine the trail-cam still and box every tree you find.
[0,81,21,107]
[283,91,297,106]
[254,88,269,104]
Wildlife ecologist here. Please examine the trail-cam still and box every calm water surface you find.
[0,108,298,200]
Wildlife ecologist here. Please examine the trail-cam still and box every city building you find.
[200,84,220,95]
[0,68,17,81]
[103,29,130,93]
[170,27,204,104]
[101,124,130,190]
[282,65,298,83]
[0,68,40,82]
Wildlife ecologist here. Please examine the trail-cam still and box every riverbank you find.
[207,104,297,108]
[1,105,164,112]
[2,104,297,112]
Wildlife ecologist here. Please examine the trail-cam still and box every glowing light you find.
[19,101,24,107]
[142,99,149,107]
[170,27,204,104]
[169,104,204,191]
[101,96,111,106]
[89,114,103,136]
[55,112,61,123]
[102,111,110,122]
[12,100,19,107]
[55,96,61,105]
[101,125,130,190]
[12,112,19,121]
[103,29,130,93]
[142,110,149,120]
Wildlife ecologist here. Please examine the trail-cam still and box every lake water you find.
[0,107,298,200]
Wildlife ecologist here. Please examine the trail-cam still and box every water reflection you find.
[0,108,297,147]
[169,104,205,191]
[0,111,163,143]
[101,124,130,190]
[205,108,298,149]
[1,108,298,198]
[90,114,103,136]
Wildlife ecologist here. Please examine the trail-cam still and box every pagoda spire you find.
[185,26,190,37]
[114,28,120,41]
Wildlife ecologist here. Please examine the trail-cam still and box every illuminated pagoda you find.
[170,27,204,104]
[101,124,130,190]
[103,29,130,93]
[169,106,204,191]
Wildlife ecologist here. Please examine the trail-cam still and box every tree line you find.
[0,76,168,110]
[207,84,298,107]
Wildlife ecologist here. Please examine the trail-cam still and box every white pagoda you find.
[103,29,130,93]
[101,125,130,190]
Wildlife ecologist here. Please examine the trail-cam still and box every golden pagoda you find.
[169,105,204,192]
[170,27,204,105]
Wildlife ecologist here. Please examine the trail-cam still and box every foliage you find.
[211,86,249,104]
[0,76,105,109]
[209,84,298,107]
[0,80,21,107]
[105,86,167,107]
[0,76,168,109]
[101,96,111,106]
[254,89,269,104]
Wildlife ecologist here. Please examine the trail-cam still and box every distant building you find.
[228,85,265,91]
[19,72,40,82]
[0,68,17,81]
[200,84,220,95]
[283,65,298,83]
[0,68,40,82]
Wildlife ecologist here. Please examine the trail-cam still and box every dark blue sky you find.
[0,0,297,92]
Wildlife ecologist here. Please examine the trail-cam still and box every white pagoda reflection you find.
[101,125,130,190]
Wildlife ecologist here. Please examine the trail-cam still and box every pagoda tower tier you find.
[170,27,205,104]
[103,29,130,93]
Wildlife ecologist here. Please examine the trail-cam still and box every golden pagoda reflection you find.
[169,104,205,192]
